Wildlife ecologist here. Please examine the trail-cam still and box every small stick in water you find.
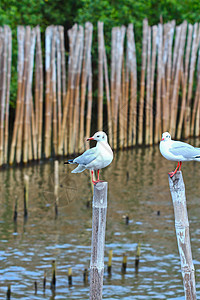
[43,271,46,294]
[51,260,56,291]
[13,196,18,222]
[83,268,88,284]
[34,281,37,295]
[121,254,127,274]
[107,250,113,276]
[68,267,72,286]
[6,285,11,300]
[135,243,141,274]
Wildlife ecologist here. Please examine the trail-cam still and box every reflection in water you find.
[0,143,200,299]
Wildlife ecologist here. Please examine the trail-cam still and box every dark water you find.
[0,144,200,299]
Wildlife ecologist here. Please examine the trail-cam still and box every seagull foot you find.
[92,180,104,185]
[168,171,177,178]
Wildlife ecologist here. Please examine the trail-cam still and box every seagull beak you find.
[87,137,94,141]
[161,138,164,141]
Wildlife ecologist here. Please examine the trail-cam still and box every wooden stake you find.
[121,254,127,274]
[68,267,72,286]
[90,182,108,300]
[51,260,56,291]
[168,172,196,299]
[107,249,113,275]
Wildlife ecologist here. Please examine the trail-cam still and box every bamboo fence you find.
[0,20,199,166]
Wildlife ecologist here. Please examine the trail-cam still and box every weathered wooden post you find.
[90,181,108,300]
[168,171,196,300]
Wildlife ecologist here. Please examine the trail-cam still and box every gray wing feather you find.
[74,147,97,165]
[169,141,200,158]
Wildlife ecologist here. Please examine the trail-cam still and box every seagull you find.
[64,131,113,184]
[160,131,200,177]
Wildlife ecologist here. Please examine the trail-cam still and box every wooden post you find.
[90,182,107,300]
[168,172,196,299]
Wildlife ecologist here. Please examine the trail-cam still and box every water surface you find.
[0,143,200,299]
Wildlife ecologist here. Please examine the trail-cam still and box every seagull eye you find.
[97,135,100,138]
[102,136,104,138]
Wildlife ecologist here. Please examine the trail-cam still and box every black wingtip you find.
[64,159,74,164]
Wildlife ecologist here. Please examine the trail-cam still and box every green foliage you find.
[0,0,200,107]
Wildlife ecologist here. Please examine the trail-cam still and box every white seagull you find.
[160,131,200,177]
[65,131,113,184]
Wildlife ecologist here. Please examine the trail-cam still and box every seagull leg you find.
[91,170,98,185]
[179,161,182,171]
[97,169,104,182]
[168,162,180,178]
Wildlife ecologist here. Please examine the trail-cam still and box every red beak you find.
[161,138,164,141]
[87,137,94,141]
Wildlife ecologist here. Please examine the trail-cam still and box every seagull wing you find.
[169,141,200,158]
[74,147,97,165]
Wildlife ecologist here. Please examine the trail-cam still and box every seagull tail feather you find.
[71,165,86,173]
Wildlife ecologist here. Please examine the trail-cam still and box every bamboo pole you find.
[51,27,57,156]
[97,21,104,131]
[57,27,62,153]
[90,182,108,300]
[145,26,151,145]
[16,26,31,164]
[72,26,84,152]
[169,22,187,137]
[44,26,53,158]
[149,25,157,145]
[110,27,116,147]
[165,21,175,132]
[23,28,36,163]
[0,26,8,166]
[110,27,117,148]
[155,23,162,144]
[168,172,196,299]
[128,24,137,147]
[114,26,126,149]
[120,26,126,148]
[103,30,112,148]
[37,26,43,159]
[68,26,80,154]
[184,23,199,138]
[9,27,25,164]
[59,26,66,109]
[4,26,11,165]
[85,24,93,146]
[138,19,148,145]
[34,27,39,153]
[161,23,168,133]
[79,23,89,152]
[177,24,193,139]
